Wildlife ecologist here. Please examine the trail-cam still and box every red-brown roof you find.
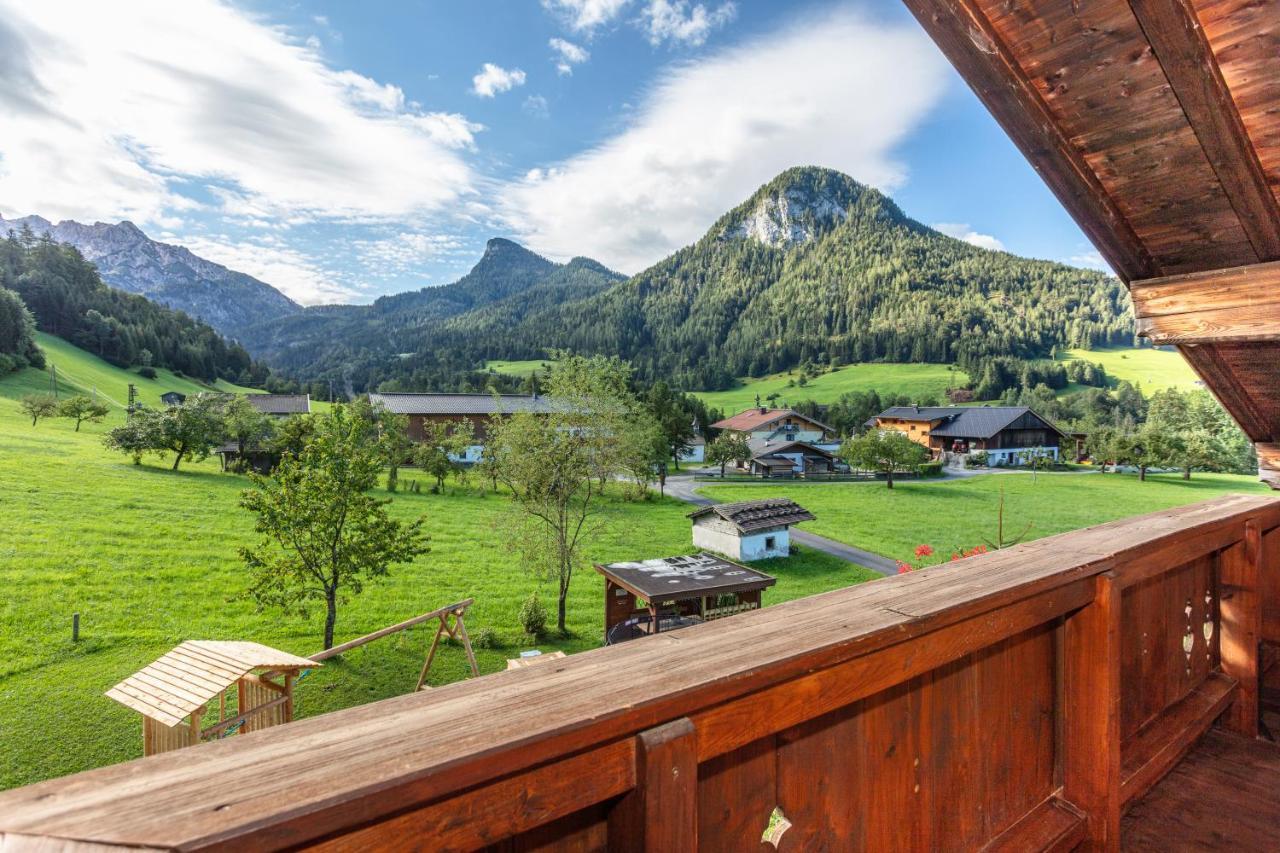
[711,408,830,434]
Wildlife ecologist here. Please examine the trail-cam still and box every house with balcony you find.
[369,392,557,463]
[3,2,1280,850]
[867,405,1069,466]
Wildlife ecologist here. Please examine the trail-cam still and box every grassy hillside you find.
[484,358,555,378]
[701,471,1267,566]
[1059,345,1200,393]
[0,332,260,409]
[692,362,968,413]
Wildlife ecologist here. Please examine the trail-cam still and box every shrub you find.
[471,626,500,649]
[518,594,548,638]
[919,460,944,478]
[966,451,988,468]
[137,366,158,379]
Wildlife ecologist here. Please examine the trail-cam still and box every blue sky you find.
[0,0,1108,305]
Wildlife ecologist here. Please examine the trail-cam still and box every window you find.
[765,536,777,550]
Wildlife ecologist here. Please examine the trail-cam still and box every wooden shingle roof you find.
[105,641,316,728]
[689,498,816,534]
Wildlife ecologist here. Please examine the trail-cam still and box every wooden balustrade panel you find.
[695,624,1056,852]
[1263,528,1280,645]
[480,803,611,853]
[1120,555,1218,741]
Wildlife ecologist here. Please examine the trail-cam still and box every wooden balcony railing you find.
[1,494,1277,852]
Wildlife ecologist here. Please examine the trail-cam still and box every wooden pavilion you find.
[4,3,1280,851]
[595,553,776,644]
[105,640,316,756]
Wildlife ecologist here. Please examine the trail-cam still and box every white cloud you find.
[0,1,481,232]
[549,37,590,75]
[353,231,467,279]
[471,63,527,98]
[640,1,736,47]
[181,235,357,305]
[523,95,551,119]
[934,222,1005,252]
[542,0,631,34]
[501,9,948,273]
[1067,249,1115,274]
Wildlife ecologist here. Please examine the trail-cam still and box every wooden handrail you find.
[0,495,1275,851]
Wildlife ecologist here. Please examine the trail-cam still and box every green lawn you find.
[701,471,1268,566]
[1060,345,1201,393]
[0,344,877,789]
[484,359,556,378]
[692,363,969,413]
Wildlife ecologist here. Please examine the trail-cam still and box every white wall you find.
[679,444,705,463]
[692,521,790,560]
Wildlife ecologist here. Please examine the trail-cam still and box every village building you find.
[866,405,1069,466]
[368,392,557,462]
[215,394,312,472]
[712,406,841,476]
[159,391,186,407]
[688,498,815,560]
[676,431,705,464]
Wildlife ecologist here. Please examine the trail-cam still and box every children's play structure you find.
[107,599,479,756]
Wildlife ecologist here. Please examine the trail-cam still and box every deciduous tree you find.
[839,429,929,489]
[57,395,110,432]
[20,394,58,427]
[239,404,429,649]
[706,432,752,477]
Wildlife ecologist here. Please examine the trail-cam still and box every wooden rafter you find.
[1131,260,1280,344]
[1177,343,1274,440]
[899,0,1157,283]
[1127,0,1280,262]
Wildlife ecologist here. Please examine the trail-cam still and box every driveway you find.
[661,474,898,576]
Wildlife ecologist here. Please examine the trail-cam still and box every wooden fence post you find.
[1220,520,1262,737]
[609,717,698,852]
[1063,571,1121,852]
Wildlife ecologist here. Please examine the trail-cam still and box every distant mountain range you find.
[240,166,1133,391]
[4,166,1133,393]
[0,214,299,336]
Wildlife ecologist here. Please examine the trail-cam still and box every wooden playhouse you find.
[106,640,317,756]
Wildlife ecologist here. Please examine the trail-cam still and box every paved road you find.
[662,475,898,576]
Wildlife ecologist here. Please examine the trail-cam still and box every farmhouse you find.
[214,394,312,472]
[368,392,557,462]
[688,498,814,560]
[867,405,1069,466]
[712,406,838,448]
[746,438,837,477]
[159,391,185,407]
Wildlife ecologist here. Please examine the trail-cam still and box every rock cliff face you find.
[0,215,299,336]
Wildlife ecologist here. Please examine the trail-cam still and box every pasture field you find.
[691,362,968,413]
[1059,345,1200,393]
[700,470,1268,566]
[0,339,877,788]
[484,359,556,378]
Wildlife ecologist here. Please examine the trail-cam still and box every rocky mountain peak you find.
[720,166,883,249]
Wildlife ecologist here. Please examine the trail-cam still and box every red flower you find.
[896,561,913,574]
[914,544,934,558]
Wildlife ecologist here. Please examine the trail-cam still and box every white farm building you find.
[688,498,815,561]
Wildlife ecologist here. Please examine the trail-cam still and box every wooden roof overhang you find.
[902,0,1280,487]
[594,553,777,603]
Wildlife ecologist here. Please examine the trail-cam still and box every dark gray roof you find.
[369,392,557,416]
[246,394,310,415]
[595,553,775,601]
[747,438,835,460]
[689,498,815,533]
[870,406,1065,440]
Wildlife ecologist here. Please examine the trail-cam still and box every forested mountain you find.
[0,215,299,336]
[239,238,625,388]
[238,167,1131,393]
[490,167,1131,389]
[0,230,270,384]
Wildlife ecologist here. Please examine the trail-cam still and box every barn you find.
[688,498,815,560]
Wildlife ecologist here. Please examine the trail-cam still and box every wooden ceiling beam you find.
[1128,0,1280,263]
[1177,343,1273,441]
[1131,259,1280,344]
[899,0,1158,283]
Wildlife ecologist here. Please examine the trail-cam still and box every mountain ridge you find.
[0,214,300,336]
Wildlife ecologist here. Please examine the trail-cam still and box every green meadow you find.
[0,336,876,789]
[484,358,556,378]
[1059,345,1200,393]
[691,362,969,414]
[701,471,1268,566]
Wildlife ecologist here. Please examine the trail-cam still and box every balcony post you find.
[1220,519,1263,736]
[609,717,698,852]
[1063,571,1121,852]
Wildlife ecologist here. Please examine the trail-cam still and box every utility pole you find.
[49,364,58,398]
[127,383,138,420]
